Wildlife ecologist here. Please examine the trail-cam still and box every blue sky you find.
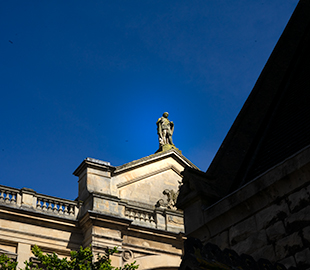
[1,1,298,200]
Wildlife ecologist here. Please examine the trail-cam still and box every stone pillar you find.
[155,209,166,230]
[17,243,31,269]
[21,188,36,208]
[73,158,116,202]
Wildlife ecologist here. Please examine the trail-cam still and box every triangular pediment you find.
[116,164,181,189]
[112,149,198,206]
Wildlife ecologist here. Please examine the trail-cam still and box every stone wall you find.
[181,146,310,270]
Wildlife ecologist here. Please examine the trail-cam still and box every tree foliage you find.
[0,246,138,270]
[0,253,18,270]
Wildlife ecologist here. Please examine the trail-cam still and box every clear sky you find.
[1,1,298,200]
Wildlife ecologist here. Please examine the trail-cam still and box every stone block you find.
[229,216,256,245]
[183,199,206,236]
[93,196,120,215]
[231,230,267,256]
[255,201,289,230]
[250,244,275,262]
[274,232,303,260]
[266,221,286,242]
[277,256,296,269]
[286,205,310,233]
[208,230,229,250]
[21,188,36,208]
[156,212,166,230]
[287,188,309,212]
[295,248,310,266]
[302,226,310,242]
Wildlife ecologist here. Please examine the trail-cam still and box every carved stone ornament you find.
[122,249,133,261]
[156,189,179,210]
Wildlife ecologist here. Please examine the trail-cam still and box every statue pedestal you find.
[155,144,181,154]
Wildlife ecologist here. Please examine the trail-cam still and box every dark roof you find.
[202,0,310,197]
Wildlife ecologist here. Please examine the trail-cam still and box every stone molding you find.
[117,165,181,188]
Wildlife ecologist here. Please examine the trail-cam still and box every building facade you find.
[0,149,198,269]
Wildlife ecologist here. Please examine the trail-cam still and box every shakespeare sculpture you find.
[156,112,174,146]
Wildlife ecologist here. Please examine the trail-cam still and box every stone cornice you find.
[113,149,199,175]
[0,204,78,227]
[73,157,116,177]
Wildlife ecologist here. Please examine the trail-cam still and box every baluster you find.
[53,202,58,213]
[47,200,52,211]
[5,191,10,203]
[64,204,69,215]
[10,193,16,204]
[150,215,155,223]
[42,199,47,211]
[0,191,3,202]
[58,203,64,214]
[36,198,42,209]
[69,205,74,216]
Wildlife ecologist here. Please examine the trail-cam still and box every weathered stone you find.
[0,151,196,270]
[302,226,310,242]
[17,243,31,270]
[156,112,175,148]
[266,221,286,242]
[231,230,267,256]
[255,201,289,230]
[229,216,257,245]
[208,230,229,250]
[277,256,296,269]
[251,244,275,262]
[274,232,303,260]
[286,205,310,233]
[288,188,309,212]
[295,248,310,266]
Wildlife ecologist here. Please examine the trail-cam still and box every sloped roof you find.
[202,0,310,196]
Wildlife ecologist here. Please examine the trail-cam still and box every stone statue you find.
[156,112,174,146]
[155,189,179,210]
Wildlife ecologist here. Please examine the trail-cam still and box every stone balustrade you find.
[36,195,78,217]
[0,184,183,231]
[0,185,18,205]
[0,184,79,219]
[125,206,156,227]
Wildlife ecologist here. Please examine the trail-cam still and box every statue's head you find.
[163,112,169,118]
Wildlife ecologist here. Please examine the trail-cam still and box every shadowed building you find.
[177,0,310,269]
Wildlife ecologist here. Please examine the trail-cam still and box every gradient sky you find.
[1,1,298,200]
